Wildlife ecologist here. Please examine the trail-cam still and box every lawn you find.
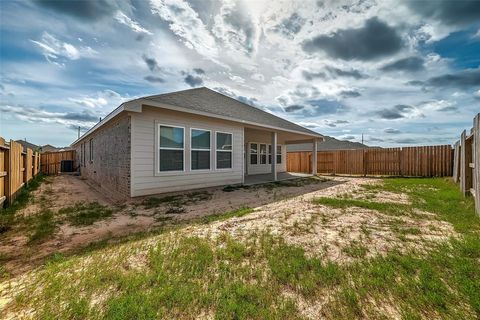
[1,177,479,319]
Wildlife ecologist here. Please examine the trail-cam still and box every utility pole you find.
[78,126,80,139]
[361,133,364,145]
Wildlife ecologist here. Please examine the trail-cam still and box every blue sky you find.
[0,0,479,147]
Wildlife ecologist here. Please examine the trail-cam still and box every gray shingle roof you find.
[287,136,369,152]
[15,140,39,151]
[143,87,322,137]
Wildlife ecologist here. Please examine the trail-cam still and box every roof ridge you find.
[143,87,207,101]
[208,88,321,136]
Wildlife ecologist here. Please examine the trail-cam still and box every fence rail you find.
[287,145,453,177]
[40,150,76,175]
[453,113,479,216]
[0,137,41,208]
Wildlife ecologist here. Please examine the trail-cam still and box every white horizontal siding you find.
[131,107,244,197]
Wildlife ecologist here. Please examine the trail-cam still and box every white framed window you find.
[268,145,272,164]
[191,128,211,170]
[259,143,267,164]
[89,138,93,163]
[158,125,185,172]
[250,143,258,165]
[276,145,282,164]
[216,132,232,169]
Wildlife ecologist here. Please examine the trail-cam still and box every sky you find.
[0,0,479,147]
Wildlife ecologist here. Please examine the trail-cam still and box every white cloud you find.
[251,73,265,81]
[0,104,97,127]
[150,0,219,61]
[30,32,97,66]
[67,90,130,109]
[474,29,480,39]
[229,75,245,83]
[115,11,153,35]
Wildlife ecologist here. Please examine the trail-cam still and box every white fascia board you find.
[70,100,143,146]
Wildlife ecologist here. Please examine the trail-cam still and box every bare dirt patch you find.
[0,174,339,277]
[185,177,456,264]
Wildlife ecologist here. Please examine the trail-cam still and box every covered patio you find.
[243,125,322,185]
[243,172,312,186]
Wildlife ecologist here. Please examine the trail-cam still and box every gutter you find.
[71,98,324,146]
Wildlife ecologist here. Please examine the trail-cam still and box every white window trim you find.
[190,127,212,171]
[248,142,283,166]
[276,145,282,164]
[157,124,185,174]
[259,143,267,165]
[215,131,233,170]
[250,143,258,165]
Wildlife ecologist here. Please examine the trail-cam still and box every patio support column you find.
[312,138,317,176]
[271,131,277,181]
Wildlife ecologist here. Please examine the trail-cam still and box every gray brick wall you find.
[73,114,131,200]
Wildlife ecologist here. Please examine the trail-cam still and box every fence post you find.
[398,148,402,177]
[460,130,474,196]
[0,138,7,208]
[453,141,460,183]
[474,113,480,215]
[7,140,13,205]
[363,149,367,176]
[312,139,318,175]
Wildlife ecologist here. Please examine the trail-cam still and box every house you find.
[287,136,369,152]
[15,139,39,152]
[40,144,72,153]
[71,87,324,199]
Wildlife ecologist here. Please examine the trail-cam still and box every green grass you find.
[313,197,413,216]
[200,207,254,224]
[28,209,57,244]
[142,191,212,209]
[381,178,480,233]
[0,174,45,233]
[59,202,115,226]
[3,178,480,319]
[342,241,368,258]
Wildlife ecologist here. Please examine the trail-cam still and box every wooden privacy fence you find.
[40,150,76,175]
[287,145,453,177]
[453,113,480,216]
[0,137,41,207]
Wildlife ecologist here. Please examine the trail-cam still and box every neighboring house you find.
[287,136,369,152]
[71,87,324,199]
[40,144,58,153]
[40,144,72,153]
[15,139,39,152]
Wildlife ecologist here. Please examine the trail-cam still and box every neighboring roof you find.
[72,87,323,146]
[40,144,72,153]
[287,136,370,152]
[15,140,39,151]
[143,88,322,137]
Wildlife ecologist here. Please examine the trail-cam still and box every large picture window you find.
[250,143,258,164]
[216,132,232,169]
[159,125,184,172]
[191,129,210,170]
